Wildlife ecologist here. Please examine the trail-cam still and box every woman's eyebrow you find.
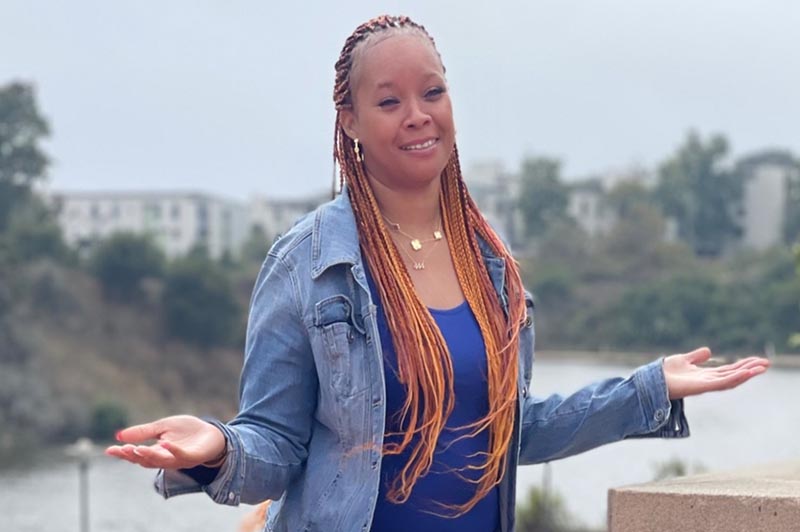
[373,72,443,91]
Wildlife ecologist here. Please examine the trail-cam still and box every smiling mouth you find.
[400,138,438,151]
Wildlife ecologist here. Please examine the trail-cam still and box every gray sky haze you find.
[2,1,798,199]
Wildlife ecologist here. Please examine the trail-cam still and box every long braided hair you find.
[332,15,527,516]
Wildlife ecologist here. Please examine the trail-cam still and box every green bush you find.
[89,400,129,442]
[516,485,573,532]
[89,232,165,301]
[162,255,241,347]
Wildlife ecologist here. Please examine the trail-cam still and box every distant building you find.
[566,179,616,238]
[51,190,248,259]
[738,158,799,251]
[463,161,526,249]
[247,193,328,242]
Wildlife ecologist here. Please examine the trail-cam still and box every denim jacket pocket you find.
[314,294,367,399]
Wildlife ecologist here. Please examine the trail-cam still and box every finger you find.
[158,440,196,464]
[684,347,712,365]
[117,421,164,444]
[104,445,128,460]
[714,356,768,372]
[717,356,760,371]
[115,444,146,465]
[134,444,175,463]
[714,359,770,377]
[710,367,765,391]
[132,446,172,469]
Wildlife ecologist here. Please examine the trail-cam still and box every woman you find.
[106,15,770,532]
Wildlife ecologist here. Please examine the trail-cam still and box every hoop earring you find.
[354,138,364,163]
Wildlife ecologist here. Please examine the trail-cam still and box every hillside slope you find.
[1,261,247,458]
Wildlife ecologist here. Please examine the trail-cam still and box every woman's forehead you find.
[351,34,444,92]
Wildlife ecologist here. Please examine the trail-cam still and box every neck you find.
[367,174,442,233]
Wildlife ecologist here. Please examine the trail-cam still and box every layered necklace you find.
[383,214,444,271]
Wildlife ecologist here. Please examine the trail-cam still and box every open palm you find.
[664,347,769,400]
[105,415,226,470]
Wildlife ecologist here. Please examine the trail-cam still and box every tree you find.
[0,82,50,231]
[89,232,165,301]
[162,255,241,347]
[601,202,666,259]
[786,175,800,245]
[605,179,653,220]
[516,485,573,532]
[240,224,271,264]
[518,157,569,239]
[791,245,800,349]
[2,196,69,263]
[654,132,743,256]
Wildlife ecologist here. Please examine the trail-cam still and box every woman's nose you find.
[403,100,432,129]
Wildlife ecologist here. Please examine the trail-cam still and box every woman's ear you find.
[339,108,359,140]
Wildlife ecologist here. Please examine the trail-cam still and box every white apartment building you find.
[566,180,616,238]
[247,193,328,242]
[464,161,526,249]
[51,190,249,259]
[740,162,798,251]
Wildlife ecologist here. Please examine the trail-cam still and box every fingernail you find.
[132,448,144,457]
[115,430,123,442]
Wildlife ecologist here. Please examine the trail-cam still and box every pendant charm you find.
[433,230,443,240]
[411,239,422,251]
[413,261,425,270]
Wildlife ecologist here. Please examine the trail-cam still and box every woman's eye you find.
[378,98,399,108]
[425,87,445,98]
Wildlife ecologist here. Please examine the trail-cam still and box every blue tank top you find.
[367,274,500,532]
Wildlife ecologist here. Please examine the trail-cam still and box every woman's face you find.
[340,34,455,191]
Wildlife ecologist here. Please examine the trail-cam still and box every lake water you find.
[1,360,796,531]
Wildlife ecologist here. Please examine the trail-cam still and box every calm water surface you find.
[1,360,796,531]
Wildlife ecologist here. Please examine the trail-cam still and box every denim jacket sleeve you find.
[155,251,317,505]
[518,357,689,465]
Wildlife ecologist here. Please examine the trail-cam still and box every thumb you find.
[684,346,712,365]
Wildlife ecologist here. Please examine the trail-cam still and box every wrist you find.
[201,438,228,468]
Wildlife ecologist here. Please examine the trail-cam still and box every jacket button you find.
[524,316,532,328]
[654,409,666,422]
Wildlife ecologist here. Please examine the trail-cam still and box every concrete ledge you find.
[608,461,800,532]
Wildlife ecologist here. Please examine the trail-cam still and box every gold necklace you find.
[382,214,443,252]
[394,233,443,270]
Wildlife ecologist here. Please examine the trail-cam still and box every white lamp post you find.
[66,437,95,532]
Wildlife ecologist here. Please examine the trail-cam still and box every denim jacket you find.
[155,190,689,532]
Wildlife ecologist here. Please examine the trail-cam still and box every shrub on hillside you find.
[89,232,165,301]
[89,400,129,442]
[1,197,70,264]
[162,255,241,347]
[516,485,577,532]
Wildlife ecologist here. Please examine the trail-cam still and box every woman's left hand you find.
[663,346,770,400]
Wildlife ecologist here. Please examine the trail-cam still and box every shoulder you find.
[266,192,360,275]
[266,195,338,259]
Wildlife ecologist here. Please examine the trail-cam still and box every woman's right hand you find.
[104,415,227,470]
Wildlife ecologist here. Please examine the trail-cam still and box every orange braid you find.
[332,15,527,516]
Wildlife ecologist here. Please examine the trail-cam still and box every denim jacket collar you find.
[310,190,362,280]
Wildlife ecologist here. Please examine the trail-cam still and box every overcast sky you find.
[2,1,798,200]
